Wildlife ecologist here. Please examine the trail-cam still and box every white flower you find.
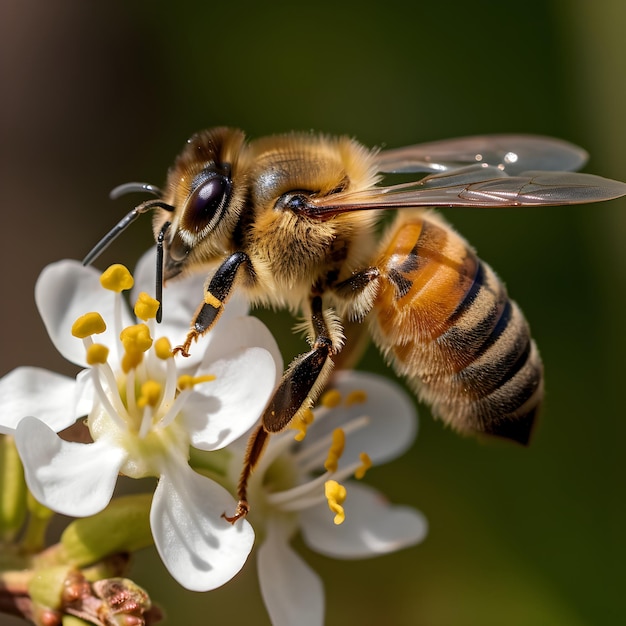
[0,252,282,591]
[225,370,428,626]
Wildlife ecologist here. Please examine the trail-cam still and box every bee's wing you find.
[376,134,589,176]
[306,165,626,218]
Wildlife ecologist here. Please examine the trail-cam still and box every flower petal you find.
[35,260,133,367]
[195,315,283,382]
[258,518,325,626]
[0,367,82,434]
[301,481,428,559]
[15,417,125,516]
[183,346,278,450]
[304,371,417,467]
[150,461,254,591]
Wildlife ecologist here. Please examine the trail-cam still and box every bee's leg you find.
[331,267,381,371]
[223,294,341,523]
[173,251,251,357]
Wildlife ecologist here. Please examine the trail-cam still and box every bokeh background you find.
[2,1,625,624]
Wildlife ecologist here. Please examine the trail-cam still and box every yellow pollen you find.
[204,291,222,309]
[72,312,106,338]
[177,373,216,390]
[325,480,347,525]
[134,292,161,321]
[355,452,372,479]
[345,389,368,406]
[324,428,345,473]
[290,408,314,441]
[100,264,134,292]
[154,337,173,360]
[137,380,163,409]
[86,343,109,365]
[120,324,153,353]
[320,388,342,408]
[120,324,153,373]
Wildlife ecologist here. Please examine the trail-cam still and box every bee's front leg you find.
[223,293,343,523]
[173,251,251,356]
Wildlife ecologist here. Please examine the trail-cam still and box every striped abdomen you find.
[369,210,542,444]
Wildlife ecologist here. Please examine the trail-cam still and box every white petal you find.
[183,346,278,451]
[196,315,283,382]
[150,462,254,591]
[0,367,81,434]
[304,371,417,467]
[258,518,324,626]
[15,417,125,516]
[301,481,428,559]
[35,260,132,367]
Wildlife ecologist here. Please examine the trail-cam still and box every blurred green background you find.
[2,1,625,624]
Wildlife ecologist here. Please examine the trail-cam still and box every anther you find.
[86,343,109,366]
[345,389,368,406]
[72,312,107,338]
[354,452,372,479]
[134,292,161,321]
[324,428,345,473]
[154,337,173,360]
[137,380,163,409]
[100,264,134,292]
[320,389,342,408]
[177,374,216,390]
[290,408,315,441]
[325,480,347,525]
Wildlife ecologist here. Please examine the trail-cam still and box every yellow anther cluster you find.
[325,480,347,525]
[345,389,368,406]
[324,428,345,473]
[290,408,314,442]
[355,452,372,479]
[177,373,216,391]
[72,312,106,338]
[86,343,109,366]
[120,324,153,373]
[154,337,173,360]
[134,292,161,321]
[100,264,134,292]
[137,380,163,409]
[320,389,342,409]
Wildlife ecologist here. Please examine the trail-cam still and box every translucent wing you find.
[304,165,626,218]
[376,134,589,176]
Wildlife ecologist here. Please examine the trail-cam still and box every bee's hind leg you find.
[223,293,343,523]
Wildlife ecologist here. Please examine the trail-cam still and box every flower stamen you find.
[355,452,372,479]
[290,408,314,442]
[325,479,347,525]
[324,428,345,473]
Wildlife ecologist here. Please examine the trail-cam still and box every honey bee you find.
[84,128,626,521]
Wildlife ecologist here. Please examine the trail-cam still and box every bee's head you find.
[83,127,249,321]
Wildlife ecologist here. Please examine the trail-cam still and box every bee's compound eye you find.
[184,174,231,232]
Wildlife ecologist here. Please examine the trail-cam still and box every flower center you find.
[71,264,217,479]
[246,387,373,530]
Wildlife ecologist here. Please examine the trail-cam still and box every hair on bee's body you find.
[85,126,626,521]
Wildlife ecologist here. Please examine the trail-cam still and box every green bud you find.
[0,435,27,541]
[61,494,153,567]
[28,564,74,611]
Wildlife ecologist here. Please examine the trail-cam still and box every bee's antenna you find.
[109,182,163,200]
[155,221,171,323]
[82,186,174,267]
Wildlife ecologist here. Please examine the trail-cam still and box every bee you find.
[84,128,626,521]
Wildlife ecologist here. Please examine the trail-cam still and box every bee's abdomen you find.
[370,211,542,444]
